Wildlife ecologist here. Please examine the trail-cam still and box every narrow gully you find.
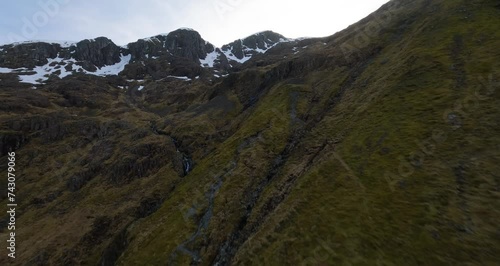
[168,161,237,264]
[150,121,193,176]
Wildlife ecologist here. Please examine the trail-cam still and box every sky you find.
[0,0,390,47]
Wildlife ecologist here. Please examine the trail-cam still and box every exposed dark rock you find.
[124,28,229,78]
[168,56,203,78]
[74,37,122,68]
[67,166,100,192]
[126,35,170,61]
[81,216,113,246]
[0,132,27,156]
[241,31,285,50]
[135,195,165,218]
[99,228,129,266]
[164,29,215,61]
[221,31,286,61]
[0,42,61,68]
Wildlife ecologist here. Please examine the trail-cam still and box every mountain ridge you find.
[2,29,297,55]
[0,28,307,85]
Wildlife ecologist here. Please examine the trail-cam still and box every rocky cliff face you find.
[221,31,289,63]
[127,36,169,61]
[74,37,122,68]
[125,29,232,73]
[0,42,61,68]
[0,29,293,83]
[164,29,215,61]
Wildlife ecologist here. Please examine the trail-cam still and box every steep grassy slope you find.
[0,0,499,265]
[118,0,500,265]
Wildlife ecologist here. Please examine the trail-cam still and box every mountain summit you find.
[221,31,289,64]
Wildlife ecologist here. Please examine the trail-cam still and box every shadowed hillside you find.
[0,0,499,265]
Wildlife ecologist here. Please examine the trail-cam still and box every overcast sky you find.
[0,0,389,47]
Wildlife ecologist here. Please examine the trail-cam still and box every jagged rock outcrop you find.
[221,31,288,62]
[126,36,169,61]
[164,29,215,61]
[74,37,122,68]
[0,42,61,68]
[127,29,218,63]
[0,132,27,156]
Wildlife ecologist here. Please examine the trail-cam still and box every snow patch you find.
[0,67,15,73]
[200,49,220,68]
[141,35,164,43]
[167,75,191,81]
[18,56,75,84]
[138,85,145,91]
[292,37,312,41]
[89,54,131,76]
[222,49,252,64]
[11,40,77,48]
[280,37,293,42]
[3,53,131,84]
[222,37,290,64]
